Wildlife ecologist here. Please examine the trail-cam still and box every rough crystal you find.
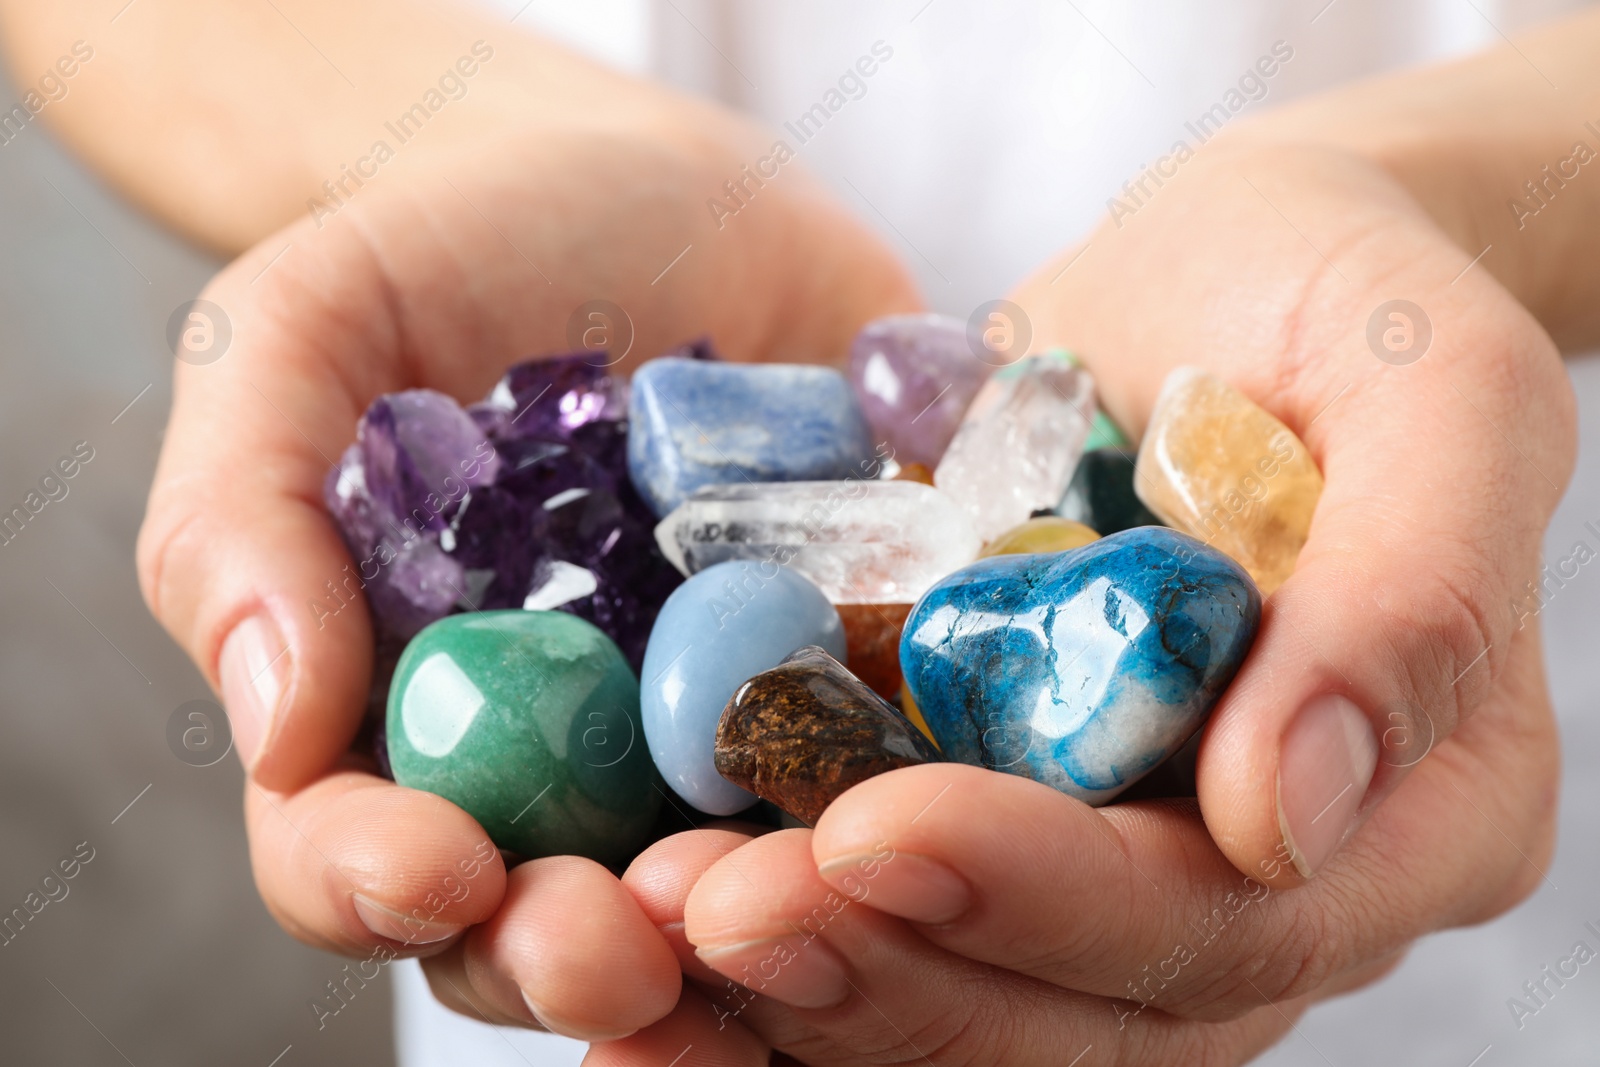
[325,389,497,640]
[934,353,1096,542]
[1039,348,1125,451]
[469,351,628,444]
[325,355,683,673]
[654,480,981,605]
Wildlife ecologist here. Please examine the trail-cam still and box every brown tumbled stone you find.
[714,646,942,826]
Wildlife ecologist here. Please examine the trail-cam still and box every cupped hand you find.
[587,138,1573,1065]
[135,85,916,1039]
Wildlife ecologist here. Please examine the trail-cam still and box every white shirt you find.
[399,2,1587,1063]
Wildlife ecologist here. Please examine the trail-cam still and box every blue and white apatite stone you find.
[641,560,847,815]
[900,527,1261,805]
[627,358,875,517]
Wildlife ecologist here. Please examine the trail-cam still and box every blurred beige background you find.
[4,27,1600,1067]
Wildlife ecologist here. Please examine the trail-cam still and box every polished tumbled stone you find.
[641,561,847,815]
[715,646,941,826]
[1055,447,1163,535]
[896,683,938,748]
[892,461,936,486]
[836,603,914,698]
[980,516,1100,557]
[627,358,876,517]
[849,314,991,469]
[1134,367,1322,595]
[901,527,1260,805]
[934,353,1096,542]
[655,480,981,605]
[387,611,659,864]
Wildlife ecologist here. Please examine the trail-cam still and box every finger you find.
[1192,241,1574,881]
[627,827,851,1048]
[245,769,506,956]
[583,987,770,1067]
[441,856,682,1041]
[419,939,542,1029]
[685,829,1295,1067]
[623,828,764,984]
[624,827,839,1048]
[138,228,400,790]
[1316,946,1409,1001]
[820,765,1289,1017]
[810,674,1554,1024]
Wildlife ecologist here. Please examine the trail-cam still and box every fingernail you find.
[218,613,290,771]
[521,992,637,1042]
[818,852,971,925]
[1277,694,1379,878]
[695,937,851,1009]
[352,894,466,946]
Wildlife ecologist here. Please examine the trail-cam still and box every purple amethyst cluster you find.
[326,350,694,702]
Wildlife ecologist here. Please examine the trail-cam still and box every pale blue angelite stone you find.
[900,527,1260,805]
[641,560,847,814]
[627,358,876,517]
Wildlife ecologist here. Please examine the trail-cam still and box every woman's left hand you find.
[581,129,1570,1067]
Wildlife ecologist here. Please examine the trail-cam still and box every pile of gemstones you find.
[328,315,1323,865]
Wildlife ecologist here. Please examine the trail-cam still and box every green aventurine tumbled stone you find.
[387,611,660,865]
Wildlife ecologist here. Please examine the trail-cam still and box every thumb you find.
[1194,276,1576,885]
[138,240,386,791]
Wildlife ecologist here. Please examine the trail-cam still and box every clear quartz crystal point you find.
[934,353,1096,543]
[655,481,981,605]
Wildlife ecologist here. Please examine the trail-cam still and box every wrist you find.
[1229,20,1600,349]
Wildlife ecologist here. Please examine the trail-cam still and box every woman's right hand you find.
[135,79,917,1038]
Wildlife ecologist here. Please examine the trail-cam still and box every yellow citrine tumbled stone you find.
[979,516,1101,557]
[1134,367,1322,595]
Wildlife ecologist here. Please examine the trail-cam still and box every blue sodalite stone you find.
[641,561,847,815]
[627,358,875,517]
[900,527,1260,805]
